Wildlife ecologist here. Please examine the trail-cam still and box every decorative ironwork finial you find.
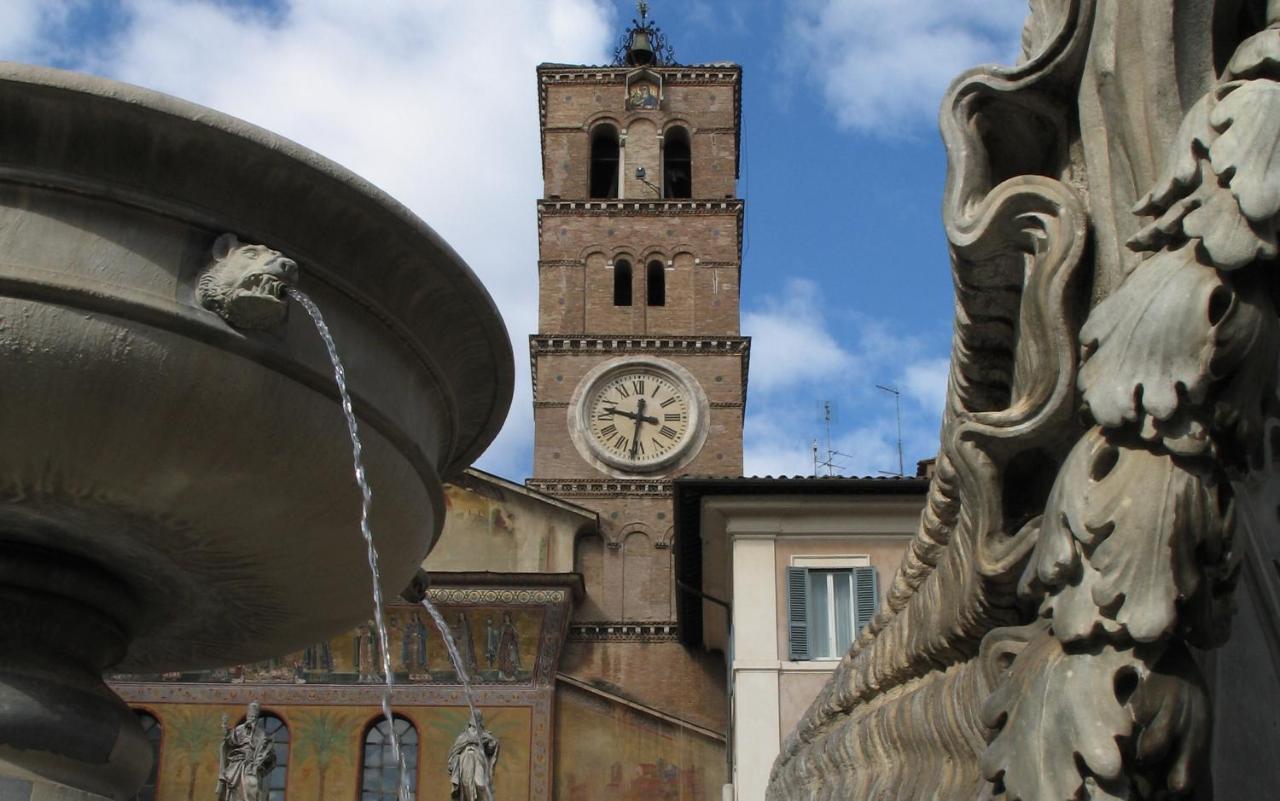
[614,1,676,67]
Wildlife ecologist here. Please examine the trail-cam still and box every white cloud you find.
[0,0,76,60]
[903,357,949,416]
[741,280,947,477]
[743,278,855,392]
[785,0,1027,136]
[33,0,614,478]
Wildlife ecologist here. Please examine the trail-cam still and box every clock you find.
[568,357,709,476]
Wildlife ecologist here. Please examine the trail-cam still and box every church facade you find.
[111,15,741,801]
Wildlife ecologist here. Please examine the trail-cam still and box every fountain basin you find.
[0,63,513,797]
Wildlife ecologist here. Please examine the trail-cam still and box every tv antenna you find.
[876,384,905,477]
[813,400,851,476]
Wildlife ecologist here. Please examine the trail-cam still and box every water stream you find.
[290,288,484,798]
[289,288,407,799]
[418,597,480,725]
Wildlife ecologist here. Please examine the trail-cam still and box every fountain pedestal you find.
[0,546,149,799]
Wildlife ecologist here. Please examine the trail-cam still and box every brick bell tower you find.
[528,8,745,631]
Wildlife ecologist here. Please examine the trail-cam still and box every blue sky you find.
[0,0,1028,479]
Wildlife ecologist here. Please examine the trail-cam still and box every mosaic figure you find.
[496,612,522,681]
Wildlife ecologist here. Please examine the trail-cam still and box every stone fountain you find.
[0,63,513,800]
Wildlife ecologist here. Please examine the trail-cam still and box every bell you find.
[627,29,655,66]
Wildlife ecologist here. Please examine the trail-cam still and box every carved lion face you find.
[198,233,299,330]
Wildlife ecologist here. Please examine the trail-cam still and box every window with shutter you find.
[786,563,881,660]
[853,565,879,636]
[786,566,809,660]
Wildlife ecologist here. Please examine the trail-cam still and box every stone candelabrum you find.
[768,1,1280,799]
[0,63,513,801]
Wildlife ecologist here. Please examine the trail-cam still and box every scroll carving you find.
[767,1,1276,799]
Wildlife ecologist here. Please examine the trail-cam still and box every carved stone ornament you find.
[767,2,1279,799]
[197,233,298,330]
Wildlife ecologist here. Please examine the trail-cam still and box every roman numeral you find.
[632,379,645,395]
[659,426,678,439]
[664,414,681,422]
[600,424,617,438]
[659,397,676,408]
[597,409,616,420]
[614,434,629,450]
[617,385,630,398]
[636,441,645,455]
[651,438,663,451]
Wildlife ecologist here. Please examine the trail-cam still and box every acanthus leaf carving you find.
[1131,94,1215,227]
[1224,27,1280,80]
[1078,246,1267,454]
[1205,80,1280,224]
[980,622,1135,801]
[1128,645,1210,796]
[1021,427,1229,644]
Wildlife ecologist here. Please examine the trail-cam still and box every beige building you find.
[673,476,930,801]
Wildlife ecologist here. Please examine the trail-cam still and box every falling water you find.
[418,597,480,725]
[288,288,408,801]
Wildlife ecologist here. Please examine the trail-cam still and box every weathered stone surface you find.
[767,2,1279,798]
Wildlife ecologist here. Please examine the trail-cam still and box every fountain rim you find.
[0,61,515,476]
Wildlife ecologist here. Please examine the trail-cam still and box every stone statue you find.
[197,233,298,330]
[448,714,500,801]
[215,702,276,801]
[767,2,1278,799]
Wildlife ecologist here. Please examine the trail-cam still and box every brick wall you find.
[540,71,738,201]
[537,207,741,335]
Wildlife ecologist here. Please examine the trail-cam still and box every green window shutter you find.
[786,566,809,660]
[853,566,879,636]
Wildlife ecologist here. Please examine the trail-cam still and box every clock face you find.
[583,366,695,470]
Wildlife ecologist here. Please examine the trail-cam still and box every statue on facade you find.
[214,702,276,801]
[767,1,1278,799]
[448,713,500,801]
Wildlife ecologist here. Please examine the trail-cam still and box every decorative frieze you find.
[525,478,672,498]
[567,622,680,642]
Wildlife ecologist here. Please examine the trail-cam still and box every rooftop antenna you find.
[815,400,851,476]
[875,384,905,477]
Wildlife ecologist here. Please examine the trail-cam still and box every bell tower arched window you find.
[663,127,691,199]
[590,125,620,198]
[646,260,665,306]
[613,260,633,306]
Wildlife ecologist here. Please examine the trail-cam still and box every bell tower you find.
[528,8,746,626]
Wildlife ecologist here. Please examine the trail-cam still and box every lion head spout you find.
[197,233,299,330]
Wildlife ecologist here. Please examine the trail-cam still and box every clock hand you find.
[630,398,646,458]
